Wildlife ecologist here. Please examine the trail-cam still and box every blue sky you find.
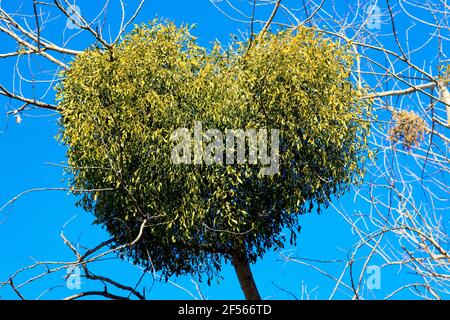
[0,0,445,300]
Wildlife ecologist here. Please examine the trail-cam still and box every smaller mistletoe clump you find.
[389,110,428,149]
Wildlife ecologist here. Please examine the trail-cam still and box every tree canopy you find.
[56,20,371,283]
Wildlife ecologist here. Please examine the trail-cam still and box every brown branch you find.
[0,84,57,110]
[259,0,282,39]
[54,0,110,48]
[9,278,26,300]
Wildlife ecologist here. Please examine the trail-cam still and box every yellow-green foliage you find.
[56,20,371,281]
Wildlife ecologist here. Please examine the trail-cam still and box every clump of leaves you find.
[388,110,427,149]
[56,20,372,283]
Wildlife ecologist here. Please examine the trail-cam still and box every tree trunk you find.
[232,249,261,300]
[437,81,450,125]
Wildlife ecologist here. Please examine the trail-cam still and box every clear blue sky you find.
[0,0,441,300]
